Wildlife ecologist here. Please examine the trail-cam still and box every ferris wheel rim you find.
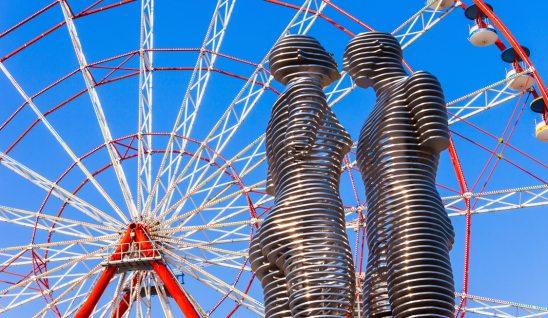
[0,0,546,317]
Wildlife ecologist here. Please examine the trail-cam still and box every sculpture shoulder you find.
[406,71,443,95]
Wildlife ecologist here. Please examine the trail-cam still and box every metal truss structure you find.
[0,0,545,317]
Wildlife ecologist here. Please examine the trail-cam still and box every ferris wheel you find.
[0,0,546,317]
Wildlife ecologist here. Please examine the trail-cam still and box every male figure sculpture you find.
[249,35,355,317]
[343,32,455,318]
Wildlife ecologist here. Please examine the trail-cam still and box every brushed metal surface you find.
[344,32,455,318]
[250,35,356,317]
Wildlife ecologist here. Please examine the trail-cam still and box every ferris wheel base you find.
[74,224,200,318]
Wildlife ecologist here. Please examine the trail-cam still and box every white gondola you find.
[535,120,548,142]
[426,0,454,9]
[506,68,535,92]
[468,23,498,47]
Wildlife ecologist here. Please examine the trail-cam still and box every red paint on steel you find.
[0,1,134,62]
[264,0,355,37]
[134,225,200,318]
[472,0,548,120]
[0,1,58,39]
[323,0,375,32]
[75,0,136,18]
[447,138,472,318]
[75,225,134,318]
[445,110,547,169]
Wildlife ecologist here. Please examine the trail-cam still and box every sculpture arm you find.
[406,71,450,153]
[285,80,328,158]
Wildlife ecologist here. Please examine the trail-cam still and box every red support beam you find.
[134,226,200,318]
[75,225,135,318]
[448,139,472,318]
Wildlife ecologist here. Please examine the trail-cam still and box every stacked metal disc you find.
[344,32,456,318]
[268,35,340,87]
[250,34,355,317]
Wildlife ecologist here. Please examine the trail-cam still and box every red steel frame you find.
[31,132,260,317]
[75,225,135,318]
[74,223,199,318]
[0,1,546,317]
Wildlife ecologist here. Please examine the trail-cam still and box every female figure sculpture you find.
[343,32,455,318]
[249,35,355,317]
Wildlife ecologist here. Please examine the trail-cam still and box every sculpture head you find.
[343,32,404,88]
[269,35,340,87]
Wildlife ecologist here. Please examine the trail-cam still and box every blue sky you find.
[0,1,546,317]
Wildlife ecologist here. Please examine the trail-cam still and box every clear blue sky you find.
[0,1,546,317]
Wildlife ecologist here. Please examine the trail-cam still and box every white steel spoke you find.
[160,238,248,258]
[0,205,116,234]
[163,249,264,315]
[152,274,174,318]
[447,68,533,124]
[392,0,459,49]
[59,0,138,219]
[0,151,122,227]
[144,0,236,216]
[346,184,548,227]
[0,244,109,296]
[100,271,129,318]
[151,0,325,219]
[163,180,265,226]
[0,235,114,261]
[0,62,128,224]
[456,293,548,318]
[31,266,102,318]
[159,135,266,221]
[137,0,155,217]
[444,184,548,216]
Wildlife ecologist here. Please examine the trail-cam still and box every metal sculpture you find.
[343,32,456,318]
[249,35,355,317]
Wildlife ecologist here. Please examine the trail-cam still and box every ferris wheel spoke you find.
[184,141,267,212]
[392,0,459,50]
[137,0,155,217]
[58,0,138,219]
[1,263,102,316]
[150,0,325,221]
[163,244,247,271]
[97,271,131,318]
[0,235,116,260]
[31,265,103,318]
[151,274,175,318]
[176,183,247,232]
[144,0,236,217]
[0,243,109,296]
[447,68,533,124]
[457,292,548,318]
[0,63,128,225]
[0,151,123,227]
[155,134,266,220]
[444,184,548,216]
[0,212,108,241]
[163,180,265,226]
[176,183,270,238]
[0,205,117,236]
[162,248,263,315]
[161,238,248,259]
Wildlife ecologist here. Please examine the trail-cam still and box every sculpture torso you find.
[357,72,455,318]
[252,77,356,317]
[266,77,352,201]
